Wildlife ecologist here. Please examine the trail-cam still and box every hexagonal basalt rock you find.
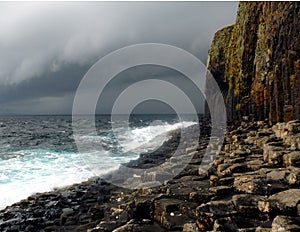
[234,174,269,195]
[259,189,300,215]
[283,151,300,167]
[271,215,300,232]
[196,200,237,231]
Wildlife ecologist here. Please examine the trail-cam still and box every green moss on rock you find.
[206,2,300,123]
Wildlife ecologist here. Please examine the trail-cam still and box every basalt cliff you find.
[206,2,300,123]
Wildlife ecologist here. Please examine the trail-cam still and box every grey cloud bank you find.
[0,2,238,115]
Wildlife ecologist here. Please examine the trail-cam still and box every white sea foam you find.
[118,121,196,153]
[0,149,95,209]
[0,120,195,209]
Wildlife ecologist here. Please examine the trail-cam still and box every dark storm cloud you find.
[0,2,238,114]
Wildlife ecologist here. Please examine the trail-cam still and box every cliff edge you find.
[206,2,300,123]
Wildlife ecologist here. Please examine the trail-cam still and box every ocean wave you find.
[0,116,196,209]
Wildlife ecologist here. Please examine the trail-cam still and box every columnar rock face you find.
[206,2,300,123]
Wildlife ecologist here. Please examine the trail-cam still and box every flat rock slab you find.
[271,215,300,232]
[196,200,237,230]
[161,213,192,231]
[269,189,300,213]
[154,198,183,222]
[259,189,300,214]
[231,194,266,216]
[283,151,300,167]
[234,174,269,195]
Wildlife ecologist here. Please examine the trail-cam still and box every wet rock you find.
[44,225,60,232]
[165,179,209,201]
[133,196,154,220]
[174,164,200,178]
[91,221,120,232]
[161,213,192,231]
[213,216,262,231]
[136,181,162,189]
[189,191,213,204]
[111,208,130,224]
[213,217,239,231]
[60,208,75,225]
[113,221,166,232]
[153,198,182,223]
[178,201,198,220]
[88,205,105,220]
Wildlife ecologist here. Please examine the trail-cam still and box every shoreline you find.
[1,119,300,231]
[0,117,211,231]
[0,119,198,211]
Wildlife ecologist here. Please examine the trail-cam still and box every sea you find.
[0,115,197,209]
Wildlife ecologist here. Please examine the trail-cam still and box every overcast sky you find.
[0,2,238,115]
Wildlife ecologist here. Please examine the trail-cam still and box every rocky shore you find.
[0,1,299,231]
[1,119,300,231]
